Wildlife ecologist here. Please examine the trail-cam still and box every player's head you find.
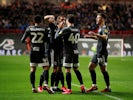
[56,15,65,24]
[34,15,42,24]
[96,13,106,25]
[56,15,66,28]
[66,14,75,24]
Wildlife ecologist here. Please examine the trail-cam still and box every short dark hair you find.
[97,13,106,19]
[34,15,42,23]
[66,14,75,23]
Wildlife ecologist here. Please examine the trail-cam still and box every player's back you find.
[62,26,80,54]
[25,25,48,51]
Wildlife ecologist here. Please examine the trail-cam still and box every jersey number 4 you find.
[68,33,80,44]
[31,32,44,43]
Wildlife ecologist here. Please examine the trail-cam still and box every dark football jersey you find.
[54,28,63,50]
[97,25,110,55]
[21,25,48,52]
[49,23,57,49]
[57,26,80,54]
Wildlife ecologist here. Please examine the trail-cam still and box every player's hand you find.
[84,34,91,38]
[44,15,55,23]
[88,31,96,36]
[58,21,65,29]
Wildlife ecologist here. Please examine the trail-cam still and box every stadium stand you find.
[0,0,132,35]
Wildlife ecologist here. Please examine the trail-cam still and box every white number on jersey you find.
[68,33,80,44]
[31,32,44,43]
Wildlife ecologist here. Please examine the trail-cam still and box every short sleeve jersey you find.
[97,25,110,55]
[21,25,48,51]
[58,26,80,54]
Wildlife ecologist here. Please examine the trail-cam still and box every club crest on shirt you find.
[104,29,108,33]
[59,30,63,34]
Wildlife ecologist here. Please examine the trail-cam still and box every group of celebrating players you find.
[21,13,111,94]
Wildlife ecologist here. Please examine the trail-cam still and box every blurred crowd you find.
[0,1,133,31]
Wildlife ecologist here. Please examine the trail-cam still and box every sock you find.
[90,70,96,84]
[39,74,44,86]
[74,70,83,85]
[43,70,49,85]
[102,71,110,88]
[51,72,56,87]
[55,72,60,87]
[30,71,35,88]
[66,72,71,89]
[60,72,65,86]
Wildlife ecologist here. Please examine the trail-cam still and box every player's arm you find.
[21,32,28,43]
[95,28,109,40]
[84,31,98,40]
[21,28,30,43]
[25,37,31,51]
[94,33,107,40]
[44,15,55,23]
[85,31,107,40]
[55,27,68,39]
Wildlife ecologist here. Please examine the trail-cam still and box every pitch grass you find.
[0,56,133,100]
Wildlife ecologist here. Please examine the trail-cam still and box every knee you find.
[100,66,107,72]
[88,62,96,71]
[30,67,36,72]
[65,68,71,73]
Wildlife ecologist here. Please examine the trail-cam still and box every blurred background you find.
[0,0,133,56]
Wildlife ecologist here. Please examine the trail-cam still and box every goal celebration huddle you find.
[21,13,111,94]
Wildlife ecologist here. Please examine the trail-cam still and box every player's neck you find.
[99,22,105,28]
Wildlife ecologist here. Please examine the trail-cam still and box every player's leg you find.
[39,56,54,94]
[54,67,66,92]
[29,52,38,93]
[54,53,66,92]
[99,55,111,92]
[50,66,57,91]
[72,54,85,93]
[58,67,66,91]
[53,67,60,91]
[60,70,65,87]
[62,67,72,94]
[59,54,65,88]
[42,66,54,94]
[58,50,67,91]
[73,67,85,93]
[86,54,98,92]
[73,54,84,85]
[38,48,52,92]
[38,73,44,92]
[50,49,59,91]
[43,66,49,86]
[62,55,72,94]
[30,66,37,93]
[38,66,49,93]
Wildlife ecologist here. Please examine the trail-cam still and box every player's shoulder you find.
[27,25,35,29]
[25,25,35,30]
[102,25,110,33]
[59,27,69,33]
[62,27,70,31]
[102,25,109,30]
[24,26,32,32]
[69,26,79,32]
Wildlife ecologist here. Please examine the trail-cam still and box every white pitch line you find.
[71,83,123,100]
